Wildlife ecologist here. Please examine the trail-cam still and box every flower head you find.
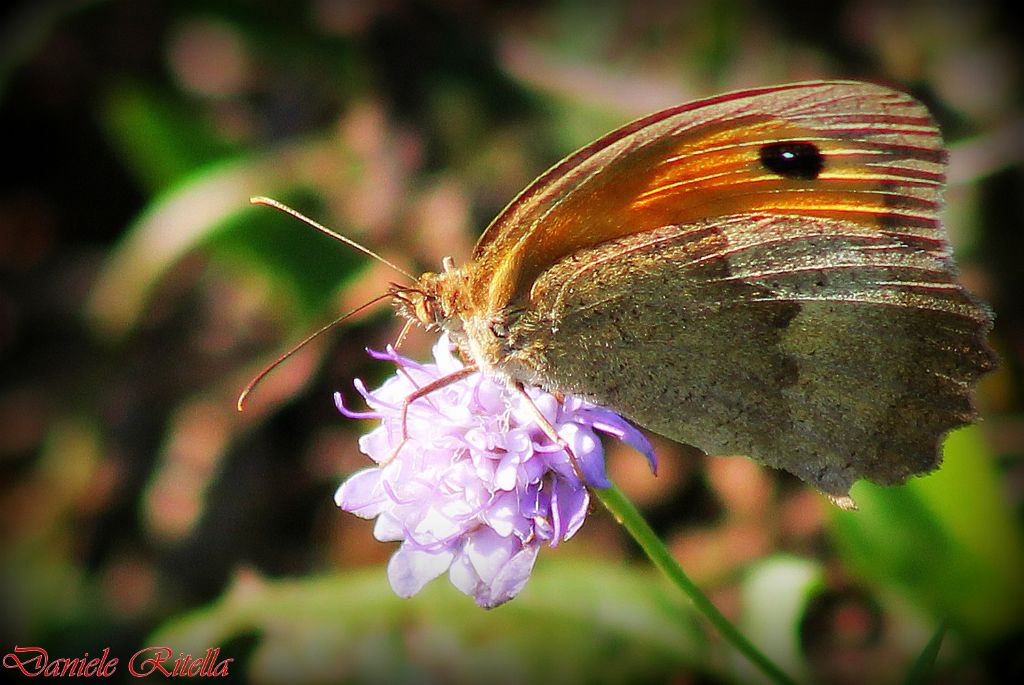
[335,335,656,608]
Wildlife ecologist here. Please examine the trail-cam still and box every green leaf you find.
[85,150,364,340]
[828,426,1024,642]
[149,558,707,685]
[736,555,824,685]
[902,624,946,685]
[100,80,239,191]
[202,193,365,315]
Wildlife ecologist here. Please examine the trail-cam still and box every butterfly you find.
[243,80,996,509]
[383,80,996,508]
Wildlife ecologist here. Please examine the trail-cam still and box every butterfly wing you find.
[507,214,994,498]
[469,81,952,316]
[462,80,995,497]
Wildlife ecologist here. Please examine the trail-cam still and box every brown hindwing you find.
[506,214,994,497]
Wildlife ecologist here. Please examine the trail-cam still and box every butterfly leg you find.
[379,364,480,465]
[513,382,584,482]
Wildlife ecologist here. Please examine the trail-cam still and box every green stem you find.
[595,484,800,685]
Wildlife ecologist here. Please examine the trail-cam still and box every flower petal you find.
[334,468,386,518]
[483,491,519,537]
[387,546,455,597]
[559,423,609,488]
[581,408,658,475]
[373,512,406,542]
[463,526,518,585]
[550,478,589,543]
[449,528,541,608]
[481,543,540,608]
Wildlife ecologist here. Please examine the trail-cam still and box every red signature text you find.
[129,648,231,677]
[3,645,232,678]
[3,647,118,678]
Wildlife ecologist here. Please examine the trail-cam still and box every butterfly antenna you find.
[250,196,416,283]
[236,291,394,412]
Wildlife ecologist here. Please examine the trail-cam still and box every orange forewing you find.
[468,81,945,315]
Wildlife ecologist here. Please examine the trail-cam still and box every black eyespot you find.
[759,142,824,180]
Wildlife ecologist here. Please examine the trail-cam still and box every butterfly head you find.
[391,258,474,338]
[391,277,443,331]
[390,259,526,379]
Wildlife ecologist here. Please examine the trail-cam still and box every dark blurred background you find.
[1,1,1022,683]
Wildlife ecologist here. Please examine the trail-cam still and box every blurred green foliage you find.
[151,559,705,685]
[832,427,1024,643]
[1,1,1021,683]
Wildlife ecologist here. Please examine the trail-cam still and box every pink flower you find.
[335,336,655,608]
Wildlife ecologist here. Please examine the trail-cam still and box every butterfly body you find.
[398,80,996,500]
